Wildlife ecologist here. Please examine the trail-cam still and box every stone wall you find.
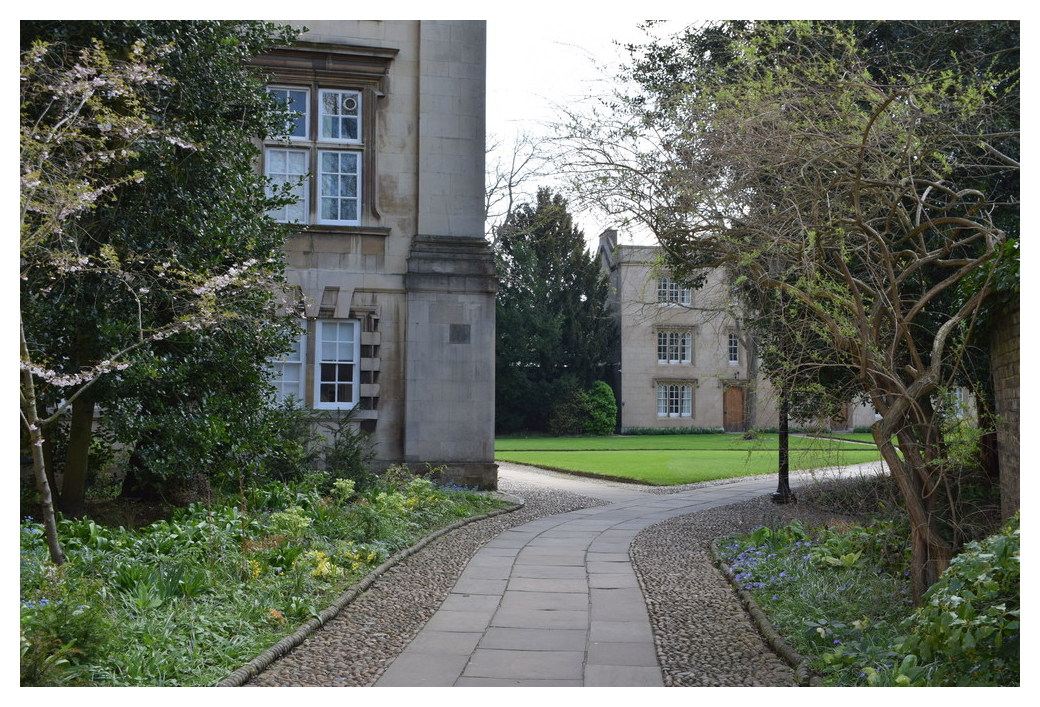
[990,299,1020,520]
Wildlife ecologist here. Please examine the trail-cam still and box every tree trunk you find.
[57,392,96,518]
[20,325,65,565]
[872,421,953,603]
[742,330,759,431]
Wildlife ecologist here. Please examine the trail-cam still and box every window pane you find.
[322,91,338,116]
[286,195,306,222]
[265,148,308,223]
[268,149,286,172]
[315,321,359,408]
[269,328,306,402]
[287,151,307,172]
[340,152,358,171]
[287,90,307,137]
[269,87,309,139]
[318,150,361,224]
[319,90,361,142]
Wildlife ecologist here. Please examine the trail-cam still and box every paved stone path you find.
[374,465,791,687]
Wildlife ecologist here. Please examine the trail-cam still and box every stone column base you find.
[430,462,499,491]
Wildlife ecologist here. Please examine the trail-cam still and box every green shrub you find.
[547,380,616,436]
[256,400,321,484]
[892,513,1020,686]
[585,381,618,435]
[547,387,590,436]
[21,523,114,685]
[316,410,377,490]
[718,516,915,686]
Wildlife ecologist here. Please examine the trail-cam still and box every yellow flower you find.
[266,608,286,625]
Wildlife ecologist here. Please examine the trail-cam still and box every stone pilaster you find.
[404,235,497,489]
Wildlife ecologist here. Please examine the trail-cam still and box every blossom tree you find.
[21,23,298,562]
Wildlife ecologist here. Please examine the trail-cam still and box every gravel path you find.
[245,466,866,687]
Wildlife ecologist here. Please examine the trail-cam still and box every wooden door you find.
[723,385,746,432]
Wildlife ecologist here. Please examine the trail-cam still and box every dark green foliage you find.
[19,477,505,685]
[622,427,723,435]
[20,21,302,511]
[718,514,915,686]
[546,380,617,436]
[584,381,618,435]
[718,509,1019,686]
[20,525,113,685]
[592,19,1018,595]
[314,411,378,492]
[893,513,1020,686]
[494,188,616,434]
[546,380,589,437]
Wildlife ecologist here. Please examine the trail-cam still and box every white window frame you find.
[318,89,362,144]
[728,333,740,365]
[314,320,361,410]
[268,86,310,140]
[657,329,692,364]
[270,328,307,403]
[264,85,364,227]
[317,149,362,226]
[657,383,694,418]
[657,277,691,306]
[265,147,309,223]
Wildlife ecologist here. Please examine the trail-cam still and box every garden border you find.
[710,539,820,687]
[215,492,525,687]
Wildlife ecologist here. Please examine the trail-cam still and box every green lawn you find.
[805,432,878,444]
[495,433,884,486]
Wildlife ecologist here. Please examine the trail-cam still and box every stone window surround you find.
[656,277,692,306]
[655,379,696,418]
[254,42,398,229]
[269,318,363,411]
[727,331,741,365]
[656,327,694,364]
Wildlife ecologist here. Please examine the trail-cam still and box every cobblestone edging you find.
[710,539,819,686]
[216,494,526,687]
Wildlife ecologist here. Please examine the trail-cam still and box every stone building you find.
[598,229,877,433]
[254,21,497,489]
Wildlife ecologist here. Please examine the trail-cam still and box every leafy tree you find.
[560,20,1018,598]
[21,21,300,535]
[20,37,166,563]
[494,188,615,433]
